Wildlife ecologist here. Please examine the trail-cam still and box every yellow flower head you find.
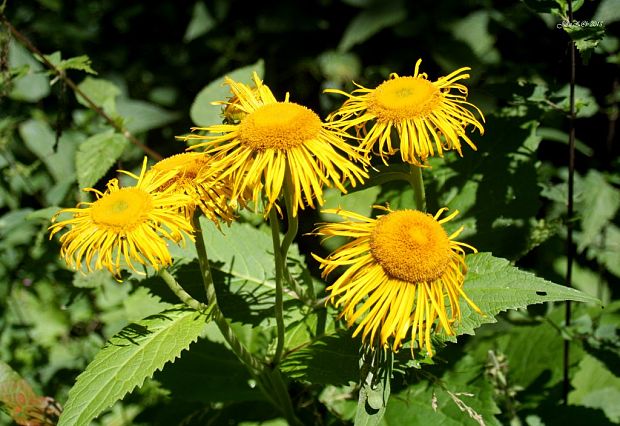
[326,59,485,166]
[313,207,482,356]
[178,72,368,217]
[49,159,195,277]
[147,152,235,225]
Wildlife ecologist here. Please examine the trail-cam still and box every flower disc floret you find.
[240,103,322,151]
[368,77,441,123]
[370,210,451,283]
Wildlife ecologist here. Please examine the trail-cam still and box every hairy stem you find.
[194,217,264,374]
[409,165,427,212]
[281,169,308,302]
[158,269,208,312]
[269,207,286,366]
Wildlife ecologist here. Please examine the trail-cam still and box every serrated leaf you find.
[155,339,262,402]
[57,306,210,426]
[384,354,500,426]
[44,52,96,75]
[338,3,406,52]
[456,253,600,336]
[190,60,264,127]
[199,217,307,329]
[76,130,129,188]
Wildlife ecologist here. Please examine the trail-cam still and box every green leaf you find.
[280,331,360,386]
[355,352,392,426]
[594,0,620,23]
[569,354,620,423]
[189,60,264,128]
[8,40,50,102]
[73,269,116,289]
[116,98,180,134]
[44,51,97,75]
[156,338,263,402]
[338,3,406,52]
[587,224,620,278]
[18,119,77,182]
[456,253,600,336]
[564,24,606,62]
[553,84,599,117]
[452,11,500,64]
[383,354,500,426]
[576,170,620,252]
[318,50,361,82]
[75,130,129,188]
[76,77,122,116]
[57,306,210,426]
[199,217,307,331]
[184,2,217,42]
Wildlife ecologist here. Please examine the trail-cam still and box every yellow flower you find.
[49,159,194,277]
[313,207,482,356]
[148,152,235,225]
[178,72,368,217]
[326,59,485,166]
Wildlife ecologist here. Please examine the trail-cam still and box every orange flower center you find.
[369,210,451,283]
[90,188,153,230]
[368,76,441,122]
[239,102,322,150]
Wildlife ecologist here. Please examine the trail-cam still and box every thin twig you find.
[563,0,576,405]
[0,13,163,160]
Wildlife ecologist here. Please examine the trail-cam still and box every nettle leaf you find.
[423,116,542,260]
[455,253,600,337]
[200,217,306,329]
[76,130,129,188]
[44,51,97,75]
[281,330,360,386]
[189,60,264,128]
[57,306,210,426]
[155,339,263,403]
[338,2,406,52]
[384,354,501,426]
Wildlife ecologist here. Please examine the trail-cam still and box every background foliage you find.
[0,0,618,425]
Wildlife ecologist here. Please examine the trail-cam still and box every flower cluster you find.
[50,60,484,356]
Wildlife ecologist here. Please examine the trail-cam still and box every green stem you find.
[158,269,208,312]
[409,164,426,212]
[194,216,265,374]
[269,207,287,366]
[196,216,301,424]
[280,170,309,302]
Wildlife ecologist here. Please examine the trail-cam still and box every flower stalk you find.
[409,164,426,212]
